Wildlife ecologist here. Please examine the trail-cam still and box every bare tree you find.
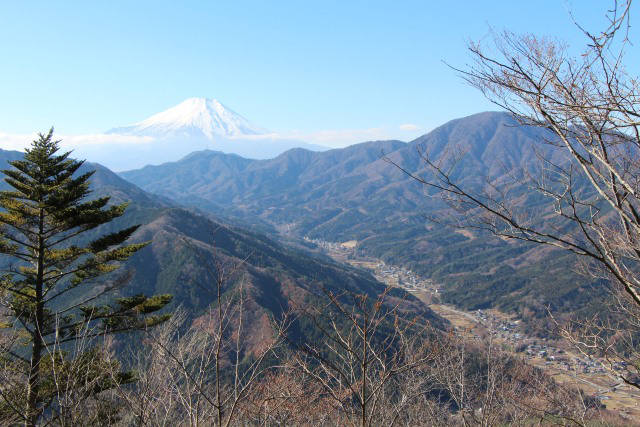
[283,287,598,426]
[288,287,444,427]
[117,241,291,427]
[428,327,605,426]
[236,362,341,425]
[386,0,640,394]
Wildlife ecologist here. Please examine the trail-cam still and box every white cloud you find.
[399,123,421,131]
[243,127,425,149]
[277,128,389,148]
[0,124,426,153]
[0,132,155,152]
[265,125,427,148]
[62,134,155,147]
[0,132,37,151]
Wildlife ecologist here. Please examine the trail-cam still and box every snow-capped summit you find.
[71,97,326,171]
[108,97,266,139]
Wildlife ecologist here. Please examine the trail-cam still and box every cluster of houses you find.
[304,237,345,253]
[371,262,432,292]
[308,236,638,406]
[472,310,610,375]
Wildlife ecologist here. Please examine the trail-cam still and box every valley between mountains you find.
[312,238,640,418]
[0,109,635,423]
[0,111,604,351]
[6,1,640,423]
[121,111,604,334]
[114,110,636,411]
[0,147,443,354]
[114,110,630,407]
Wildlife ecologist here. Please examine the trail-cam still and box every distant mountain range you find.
[120,111,606,331]
[0,148,442,353]
[70,97,326,171]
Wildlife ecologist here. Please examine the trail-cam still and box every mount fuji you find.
[108,98,266,139]
[70,98,326,171]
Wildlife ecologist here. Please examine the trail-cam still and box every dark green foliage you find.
[0,130,171,425]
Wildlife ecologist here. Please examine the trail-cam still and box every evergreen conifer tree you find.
[0,130,172,425]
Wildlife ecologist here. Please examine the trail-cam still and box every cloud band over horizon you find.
[0,124,426,153]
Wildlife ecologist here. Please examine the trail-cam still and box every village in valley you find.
[305,237,640,419]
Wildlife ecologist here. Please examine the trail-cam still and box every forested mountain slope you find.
[0,148,442,353]
[121,112,605,328]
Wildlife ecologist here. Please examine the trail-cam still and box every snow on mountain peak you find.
[109,97,266,139]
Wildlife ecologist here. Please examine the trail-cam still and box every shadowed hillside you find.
[0,148,444,354]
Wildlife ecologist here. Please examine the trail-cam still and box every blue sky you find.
[0,1,620,148]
